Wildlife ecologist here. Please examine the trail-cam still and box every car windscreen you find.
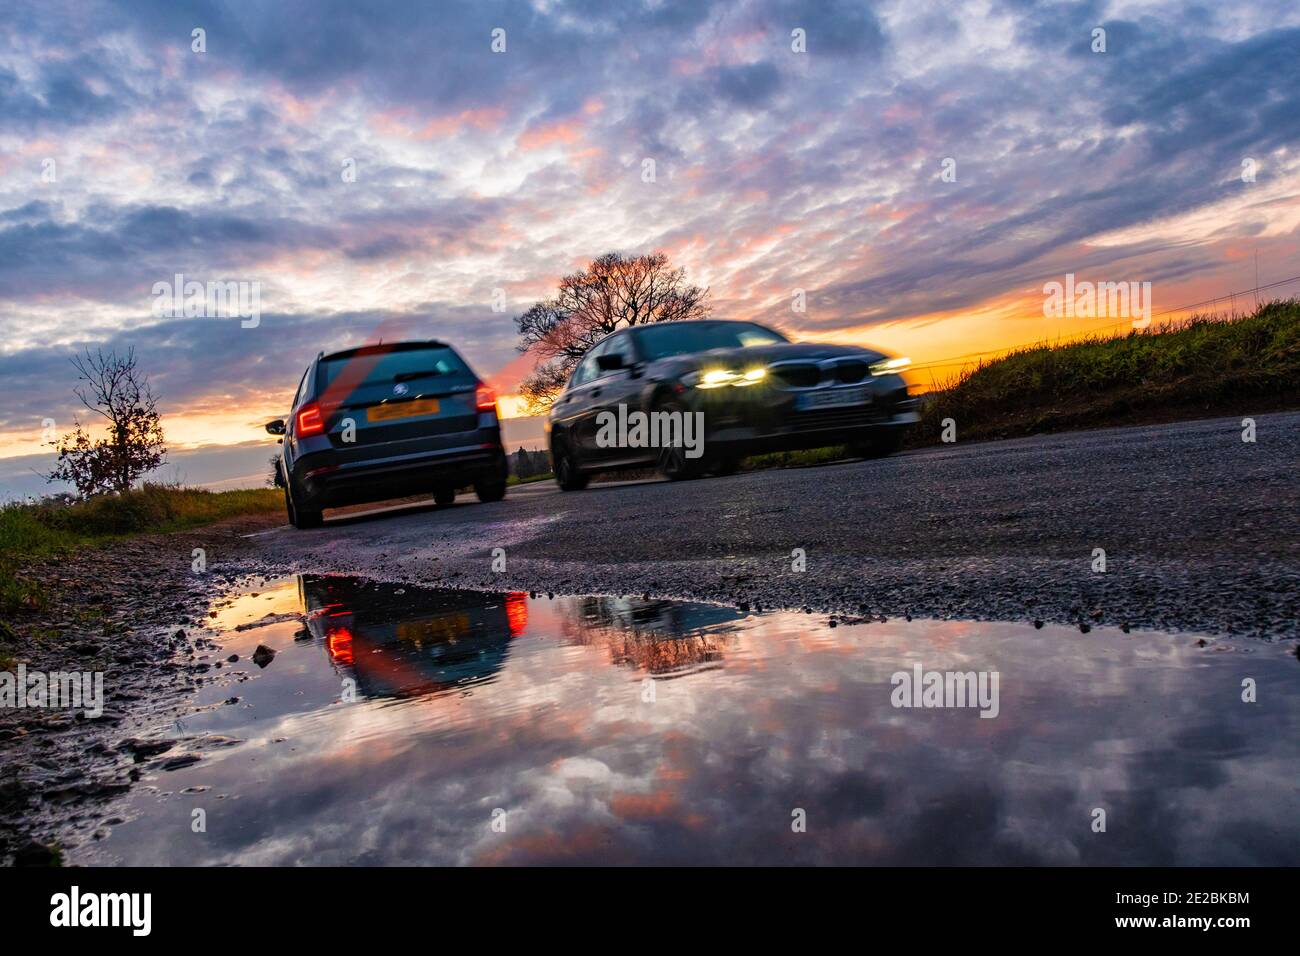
[634,322,788,361]
[317,346,471,395]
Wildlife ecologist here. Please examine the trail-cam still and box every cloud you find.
[1,0,1298,483]
[768,0,888,57]
[712,62,782,107]
[0,59,127,131]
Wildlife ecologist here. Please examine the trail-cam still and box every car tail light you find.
[326,624,354,666]
[505,591,528,636]
[296,401,325,437]
[475,384,497,412]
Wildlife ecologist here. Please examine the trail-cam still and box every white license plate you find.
[796,387,869,410]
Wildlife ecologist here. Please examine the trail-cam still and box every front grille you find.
[771,359,874,389]
[771,363,822,388]
[792,406,890,431]
[833,361,869,384]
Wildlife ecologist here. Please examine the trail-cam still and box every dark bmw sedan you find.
[545,319,918,489]
[266,341,508,528]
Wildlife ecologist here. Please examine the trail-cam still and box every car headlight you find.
[869,357,911,377]
[692,367,767,388]
[698,369,738,388]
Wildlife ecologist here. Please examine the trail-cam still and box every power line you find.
[1149,273,1300,318]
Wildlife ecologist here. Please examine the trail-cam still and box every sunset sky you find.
[2,0,1298,496]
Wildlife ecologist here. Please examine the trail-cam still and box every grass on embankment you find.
[0,484,281,619]
[913,298,1300,445]
[507,471,554,486]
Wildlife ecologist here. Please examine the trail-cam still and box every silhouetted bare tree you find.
[515,252,710,411]
[46,348,166,497]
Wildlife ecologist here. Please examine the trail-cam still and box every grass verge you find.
[913,299,1300,445]
[0,484,281,619]
[508,471,554,486]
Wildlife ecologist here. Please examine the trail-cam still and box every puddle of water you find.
[72,576,1299,865]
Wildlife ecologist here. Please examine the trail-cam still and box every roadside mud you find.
[0,513,280,864]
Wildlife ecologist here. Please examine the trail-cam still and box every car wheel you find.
[434,486,456,507]
[654,399,708,481]
[553,437,589,491]
[850,430,904,460]
[285,477,323,529]
[474,455,508,503]
[712,454,741,477]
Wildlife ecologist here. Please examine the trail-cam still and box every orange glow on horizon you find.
[0,274,1284,464]
[494,393,531,420]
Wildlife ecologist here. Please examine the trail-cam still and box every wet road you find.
[251,412,1300,638]
[31,415,1300,867]
[72,576,1300,866]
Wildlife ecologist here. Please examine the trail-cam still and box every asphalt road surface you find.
[251,411,1300,639]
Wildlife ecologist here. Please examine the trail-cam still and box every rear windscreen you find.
[317,347,471,394]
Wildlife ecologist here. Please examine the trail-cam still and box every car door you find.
[551,343,605,460]
[586,332,647,465]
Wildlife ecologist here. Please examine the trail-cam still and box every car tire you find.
[553,437,589,491]
[474,454,508,503]
[850,430,905,460]
[654,399,709,481]
[712,454,741,477]
[434,486,456,507]
[285,477,323,529]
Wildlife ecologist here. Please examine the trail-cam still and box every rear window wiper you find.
[393,369,444,383]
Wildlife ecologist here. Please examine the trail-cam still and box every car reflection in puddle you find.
[300,575,525,700]
[72,576,1300,866]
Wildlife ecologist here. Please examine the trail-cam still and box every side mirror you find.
[596,353,625,371]
[265,419,286,435]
